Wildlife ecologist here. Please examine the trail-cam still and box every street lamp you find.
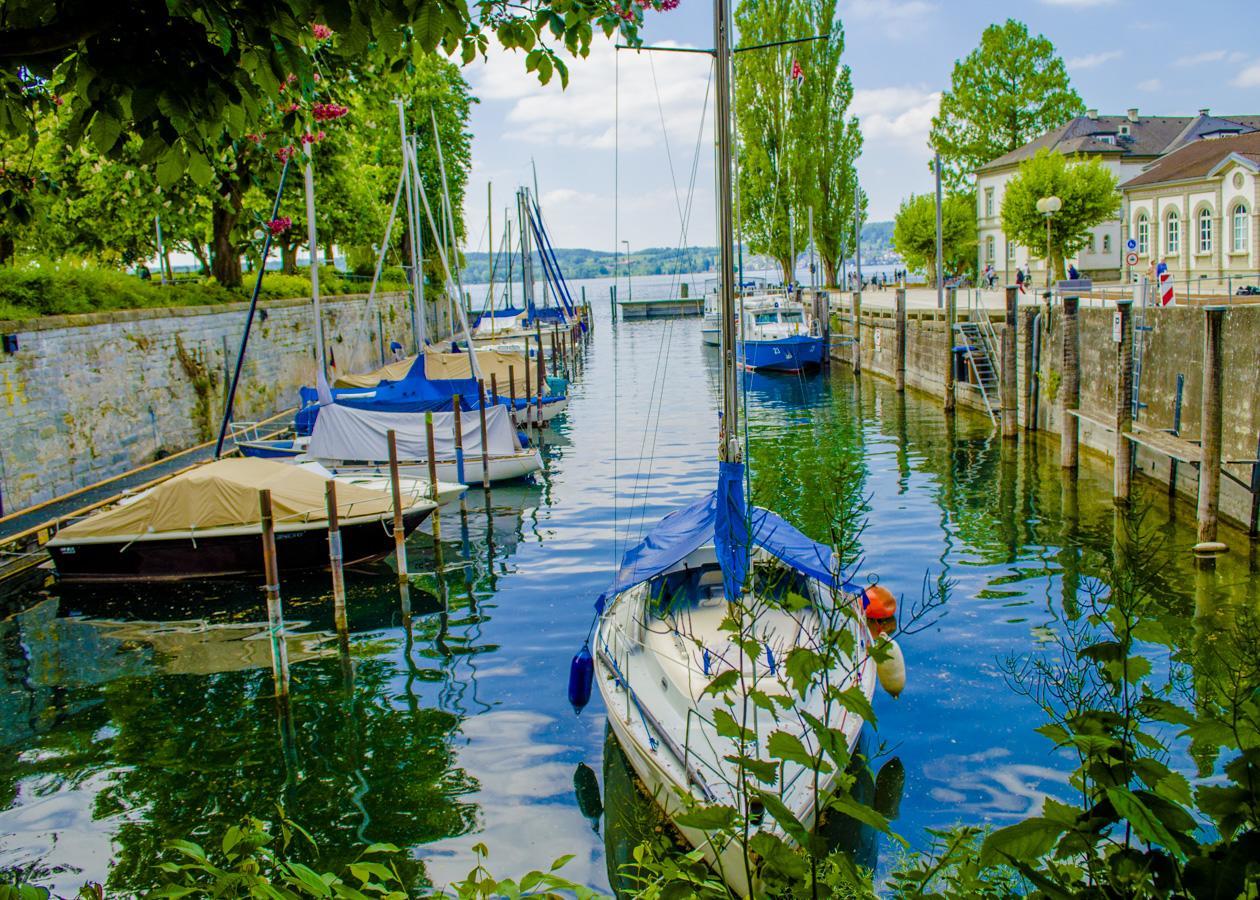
[1036,195,1062,289]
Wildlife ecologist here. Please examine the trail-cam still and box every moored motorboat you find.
[738,302,825,373]
[46,458,436,583]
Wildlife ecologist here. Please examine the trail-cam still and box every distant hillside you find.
[459,222,896,282]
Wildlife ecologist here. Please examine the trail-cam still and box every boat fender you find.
[568,642,594,713]
[862,584,898,637]
[702,647,712,675]
[573,762,603,832]
[875,637,906,699]
[518,431,531,447]
[765,644,777,675]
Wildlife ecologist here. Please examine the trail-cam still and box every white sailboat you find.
[588,1,897,893]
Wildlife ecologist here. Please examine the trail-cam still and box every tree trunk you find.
[778,256,792,285]
[186,241,210,275]
[210,204,242,287]
[281,242,299,275]
[0,234,14,266]
[822,255,838,288]
[324,244,334,266]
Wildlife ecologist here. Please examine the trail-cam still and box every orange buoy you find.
[862,585,897,635]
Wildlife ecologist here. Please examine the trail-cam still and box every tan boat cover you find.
[56,458,394,539]
[333,355,417,389]
[424,349,548,396]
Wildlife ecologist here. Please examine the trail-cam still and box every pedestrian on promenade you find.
[1016,266,1026,294]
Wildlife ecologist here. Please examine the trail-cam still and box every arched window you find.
[986,235,995,261]
[1136,213,1149,255]
[1103,234,1112,253]
[1007,241,1016,261]
[1166,209,1180,255]
[1198,208,1213,253]
[1234,203,1250,252]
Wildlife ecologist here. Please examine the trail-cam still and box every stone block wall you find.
[0,292,419,512]
[833,296,1260,529]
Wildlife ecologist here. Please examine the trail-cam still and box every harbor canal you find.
[1,276,1255,894]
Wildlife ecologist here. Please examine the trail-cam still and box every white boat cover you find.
[54,458,394,539]
[424,349,548,395]
[306,402,523,462]
[473,311,527,337]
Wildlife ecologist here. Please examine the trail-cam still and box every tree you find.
[929,19,1083,192]
[794,5,862,288]
[891,192,976,285]
[0,0,648,182]
[1000,148,1119,279]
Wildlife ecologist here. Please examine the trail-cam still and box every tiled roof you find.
[977,113,1260,173]
[1120,131,1260,189]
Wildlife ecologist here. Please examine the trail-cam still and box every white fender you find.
[876,637,906,699]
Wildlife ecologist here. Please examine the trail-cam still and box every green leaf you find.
[1104,786,1184,859]
[749,832,808,879]
[753,790,813,850]
[767,730,826,771]
[361,842,400,855]
[703,669,739,697]
[712,708,751,742]
[156,149,186,188]
[784,647,825,695]
[414,2,446,52]
[673,804,737,831]
[979,816,1065,866]
[827,790,899,840]
[90,113,122,153]
[833,684,877,725]
[724,753,780,785]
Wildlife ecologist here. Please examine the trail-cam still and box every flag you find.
[1156,261,1175,306]
[790,58,804,88]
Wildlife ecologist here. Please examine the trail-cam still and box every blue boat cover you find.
[473,306,526,329]
[296,355,481,433]
[596,461,857,610]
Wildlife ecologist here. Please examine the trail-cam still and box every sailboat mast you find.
[518,189,534,312]
[395,102,425,350]
[714,0,739,463]
[487,182,493,320]
[303,148,328,383]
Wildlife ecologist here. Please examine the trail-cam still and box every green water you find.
[1,299,1256,894]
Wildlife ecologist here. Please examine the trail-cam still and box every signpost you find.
[1112,310,1123,343]
[1126,238,1138,252]
[1125,251,1139,267]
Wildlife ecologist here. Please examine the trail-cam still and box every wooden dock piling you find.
[258,488,291,698]
[425,412,442,540]
[478,379,491,490]
[387,429,408,582]
[1169,373,1185,495]
[943,287,956,413]
[1197,306,1225,544]
[325,480,347,636]
[452,395,466,486]
[1113,300,1134,502]
[851,290,862,375]
[894,288,906,392]
[1001,286,1018,439]
[1060,296,1080,469]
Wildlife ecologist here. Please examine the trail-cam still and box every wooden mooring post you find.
[1001,286,1019,439]
[523,359,533,430]
[851,290,862,375]
[894,288,906,392]
[387,429,408,582]
[1113,299,1134,502]
[478,379,491,490]
[258,488,291,698]
[325,480,348,636]
[1197,306,1225,544]
[452,395,466,486]
[943,287,956,413]
[1060,296,1080,469]
[1169,373,1185,496]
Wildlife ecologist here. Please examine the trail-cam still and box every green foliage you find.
[999,149,1120,279]
[929,19,1084,191]
[445,842,603,898]
[892,192,977,284]
[0,264,404,321]
[735,0,861,284]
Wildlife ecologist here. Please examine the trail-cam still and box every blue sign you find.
[1126,238,1137,251]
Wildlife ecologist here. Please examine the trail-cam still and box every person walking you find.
[1016,266,1026,294]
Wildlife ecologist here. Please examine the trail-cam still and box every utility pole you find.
[934,151,944,311]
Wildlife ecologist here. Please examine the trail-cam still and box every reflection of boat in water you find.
[741,367,829,410]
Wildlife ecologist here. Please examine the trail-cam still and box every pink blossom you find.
[276,145,297,162]
[52,94,64,107]
[312,23,333,40]
[268,216,292,236]
[660,0,679,9]
[312,102,349,122]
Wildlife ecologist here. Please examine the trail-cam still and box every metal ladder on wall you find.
[954,316,1000,425]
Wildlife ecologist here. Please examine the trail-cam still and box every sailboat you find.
[588,2,894,893]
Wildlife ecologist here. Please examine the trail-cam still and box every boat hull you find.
[314,450,543,484]
[47,505,433,583]
[738,335,825,372]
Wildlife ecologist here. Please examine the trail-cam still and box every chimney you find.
[1127,108,1140,122]
[1086,108,1098,119]
[1198,107,1210,116]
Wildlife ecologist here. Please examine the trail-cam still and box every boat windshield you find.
[753,311,778,325]
[780,310,803,323]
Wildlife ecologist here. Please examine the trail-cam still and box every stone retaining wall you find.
[0,292,420,512]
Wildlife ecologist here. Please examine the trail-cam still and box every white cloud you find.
[1067,50,1122,69]
[1137,78,1162,92]
[1176,49,1246,66]
[469,39,714,152]
[852,86,940,141]
[842,0,937,37]
[1234,62,1260,89]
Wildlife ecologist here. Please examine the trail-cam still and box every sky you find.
[459,0,1260,253]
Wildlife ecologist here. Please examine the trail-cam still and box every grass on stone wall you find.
[0,264,412,322]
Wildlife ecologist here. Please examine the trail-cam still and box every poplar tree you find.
[735,0,860,285]
[929,19,1083,192]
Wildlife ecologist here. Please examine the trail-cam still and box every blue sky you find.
[459,0,1260,252]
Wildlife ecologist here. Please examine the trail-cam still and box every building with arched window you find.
[1121,129,1260,280]
[974,108,1260,283]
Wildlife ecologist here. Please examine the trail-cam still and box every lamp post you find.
[622,239,632,302]
[1036,195,1062,289]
